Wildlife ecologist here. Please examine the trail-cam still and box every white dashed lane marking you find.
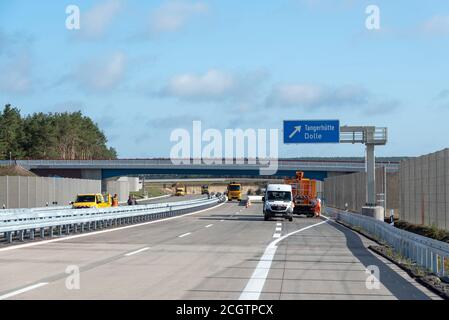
[125,247,150,257]
[178,233,192,238]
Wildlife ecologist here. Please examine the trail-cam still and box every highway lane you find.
[255,217,440,300]
[0,203,440,300]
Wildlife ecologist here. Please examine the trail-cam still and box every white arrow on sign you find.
[289,126,302,139]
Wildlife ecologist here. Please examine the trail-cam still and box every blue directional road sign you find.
[284,120,340,144]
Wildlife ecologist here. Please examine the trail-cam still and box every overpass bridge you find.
[1,159,400,181]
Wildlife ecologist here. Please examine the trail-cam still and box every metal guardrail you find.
[2,206,72,214]
[334,209,449,277]
[0,196,226,244]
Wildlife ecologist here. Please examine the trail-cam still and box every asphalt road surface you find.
[0,202,440,300]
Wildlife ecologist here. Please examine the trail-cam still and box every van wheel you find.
[264,215,270,221]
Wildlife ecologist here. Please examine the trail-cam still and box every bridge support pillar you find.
[366,143,376,206]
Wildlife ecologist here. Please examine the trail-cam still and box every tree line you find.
[0,104,117,160]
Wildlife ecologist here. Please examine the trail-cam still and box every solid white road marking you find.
[178,232,192,238]
[124,247,150,257]
[0,282,48,300]
[239,216,329,300]
[0,201,227,253]
[205,224,214,228]
[220,220,225,222]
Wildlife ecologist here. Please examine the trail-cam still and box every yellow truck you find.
[72,193,112,209]
[227,182,242,201]
[201,185,209,195]
[175,186,186,196]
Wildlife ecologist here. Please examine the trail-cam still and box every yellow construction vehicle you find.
[175,186,186,196]
[72,193,112,209]
[201,185,209,195]
[227,182,242,201]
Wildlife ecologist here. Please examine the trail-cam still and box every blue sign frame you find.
[283,120,340,144]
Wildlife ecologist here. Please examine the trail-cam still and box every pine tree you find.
[0,104,117,160]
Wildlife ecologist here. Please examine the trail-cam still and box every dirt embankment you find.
[0,165,37,177]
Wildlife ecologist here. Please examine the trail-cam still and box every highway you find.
[0,201,440,300]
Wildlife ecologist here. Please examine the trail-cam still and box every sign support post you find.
[284,121,388,221]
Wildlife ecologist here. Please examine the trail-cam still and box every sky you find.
[1,0,449,159]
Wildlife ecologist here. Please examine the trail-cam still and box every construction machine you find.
[284,171,318,217]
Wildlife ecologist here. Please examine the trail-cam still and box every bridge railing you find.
[0,195,226,244]
[1,159,400,171]
[333,208,449,277]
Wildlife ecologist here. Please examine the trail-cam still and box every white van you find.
[262,184,294,222]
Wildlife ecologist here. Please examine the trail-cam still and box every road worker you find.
[314,198,322,218]
[112,194,119,207]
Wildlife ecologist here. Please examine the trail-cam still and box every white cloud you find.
[79,0,123,39]
[160,69,268,101]
[150,1,209,33]
[266,84,369,109]
[75,52,127,92]
[421,15,449,36]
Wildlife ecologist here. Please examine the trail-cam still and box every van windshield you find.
[76,195,96,203]
[267,191,292,201]
[229,185,241,191]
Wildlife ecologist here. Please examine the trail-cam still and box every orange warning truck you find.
[284,171,318,217]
